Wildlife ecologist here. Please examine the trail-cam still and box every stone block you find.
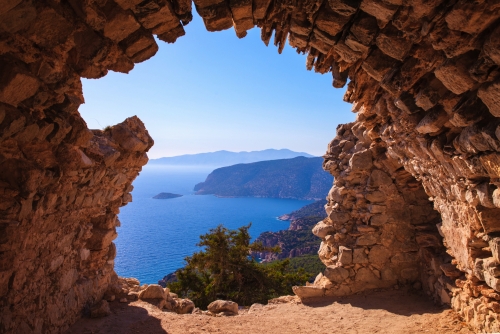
[252,0,272,20]
[312,221,336,238]
[357,232,379,246]
[362,48,398,82]
[157,25,185,43]
[376,25,412,61]
[288,33,308,49]
[324,266,349,283]
[478,81,500,117]
[0,65,39,107]
[355,267,380,284]
[440,263,462,278]
[120,29,158,60]
[479,153,500,177]
[485,270,500,292]
[338,246,353,265]
[327,0,360,16]
[490,238,500,263]
[394,91,423,114]
[334,40,363,63]
[103,7,141,42]
[365,190,386,203]
[445,1,499,35]
[360,0,398,26]
[368,169,392,187]
[329,211,350,224]
[198,3,233,32]
[0,1,36,33]
[449,94,487,128]
[415,107,448,134]
[353,248,368,264]
[435,59,476,95]
[368,245,390,263]
[315,4,351,37]
[349,12,378,46]
[484,25,500,66]
[292,286,325,299]
[370,214,388,226]
[349,149,372,171]
[478,208,500,234]
[86,228,117,251]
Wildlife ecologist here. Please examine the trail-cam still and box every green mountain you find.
[193,157,332,200]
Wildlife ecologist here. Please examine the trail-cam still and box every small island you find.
[153,192,183,199]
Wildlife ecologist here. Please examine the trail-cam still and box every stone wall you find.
[1,0,500,333]
[0,112,153,332]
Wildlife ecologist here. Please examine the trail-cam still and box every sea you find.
[115,164,313,284]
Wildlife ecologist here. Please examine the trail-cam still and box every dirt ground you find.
[67,289,473,334]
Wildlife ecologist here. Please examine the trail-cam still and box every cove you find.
[115,165,313,284]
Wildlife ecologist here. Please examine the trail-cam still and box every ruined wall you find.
[0,112,153,332]
[1,0,500,333]
[294,120,446,302]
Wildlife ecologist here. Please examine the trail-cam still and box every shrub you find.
[168,224,309,308]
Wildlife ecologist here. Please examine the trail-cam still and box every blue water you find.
[115,165,313,284]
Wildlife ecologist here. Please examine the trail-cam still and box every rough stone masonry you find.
[0,0,500,333]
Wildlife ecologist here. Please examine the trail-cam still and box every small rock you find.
[248,303,264,313]
[138,284,165,299]
[207,300,239,315]
[90,300,111,318]
[173,298,195,314]
[119,298,128,303]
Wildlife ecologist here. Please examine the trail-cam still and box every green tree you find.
[168,224,309,308]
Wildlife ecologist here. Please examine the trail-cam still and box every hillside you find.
[194,157,332,200]
[251,200,328,263]
[149,149,314,167]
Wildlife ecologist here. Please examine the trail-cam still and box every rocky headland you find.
[194,157,332,200]
[252,200,327,262]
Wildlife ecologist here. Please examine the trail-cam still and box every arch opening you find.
[1,0,500,333]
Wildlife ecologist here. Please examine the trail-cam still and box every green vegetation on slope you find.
[167,224,309,309]
[194,157,332,200]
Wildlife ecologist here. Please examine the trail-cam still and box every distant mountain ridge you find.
[148,149,315,167]
[194,156,332,200]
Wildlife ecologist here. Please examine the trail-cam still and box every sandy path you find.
[67,289,473,334]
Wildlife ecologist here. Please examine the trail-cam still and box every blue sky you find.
[79,13,355,158]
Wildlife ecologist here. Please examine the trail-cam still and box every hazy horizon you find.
[150,148,317,159]
[79,12,354,159]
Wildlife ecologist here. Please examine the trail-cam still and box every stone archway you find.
[1,0,500,333]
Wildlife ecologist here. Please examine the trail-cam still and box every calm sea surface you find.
[115,165,313,284]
